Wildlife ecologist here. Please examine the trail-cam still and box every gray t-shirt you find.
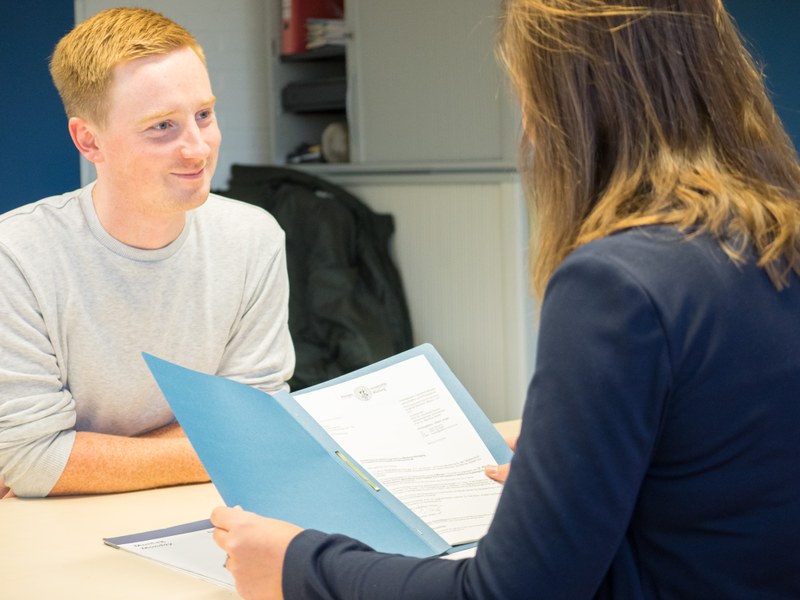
[0,183,295,496]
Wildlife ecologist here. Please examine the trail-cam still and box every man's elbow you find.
[0,435,74,499]
[0,472,52,498]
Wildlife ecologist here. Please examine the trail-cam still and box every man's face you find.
[91,46,221,218]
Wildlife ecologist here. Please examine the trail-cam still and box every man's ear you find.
[68,117,104,164]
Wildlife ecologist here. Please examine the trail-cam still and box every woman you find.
[212,1,800,597]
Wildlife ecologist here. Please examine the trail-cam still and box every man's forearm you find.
[48,430,209,496]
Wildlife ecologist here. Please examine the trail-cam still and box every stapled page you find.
[293,353,503,546]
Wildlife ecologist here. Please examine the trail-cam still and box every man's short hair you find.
[49,7,205,125]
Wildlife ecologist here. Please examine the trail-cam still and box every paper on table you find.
[104,520,235,592]
[294,354,503,546]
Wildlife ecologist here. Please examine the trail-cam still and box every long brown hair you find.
[498,0,800,298]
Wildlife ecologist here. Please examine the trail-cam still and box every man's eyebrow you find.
[136,96,217,128]
[137,108,175,128]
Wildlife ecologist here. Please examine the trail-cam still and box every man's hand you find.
[212,505,303,600]
[484,434,518,484]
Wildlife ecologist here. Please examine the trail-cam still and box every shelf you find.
[281,76,347,113]
[279,45,345,63]
[291,161,519,185]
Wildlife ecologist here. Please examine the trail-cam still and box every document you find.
[104,520,234,592]
[293,353,502,546]
[105,344,512,586]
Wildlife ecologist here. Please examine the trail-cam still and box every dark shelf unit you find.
[274,38,348,163]
[282,76,346,113]
[280,44,345,63]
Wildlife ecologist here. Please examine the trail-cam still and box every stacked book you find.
[306,18,346,50]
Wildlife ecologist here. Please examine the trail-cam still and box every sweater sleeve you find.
[281,249,672,599]
[214,211,295,395]
[0,245,77,497]
[284,530,474,600]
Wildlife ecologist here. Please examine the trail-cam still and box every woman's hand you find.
[211,505,304,600]
[483,434,518,484]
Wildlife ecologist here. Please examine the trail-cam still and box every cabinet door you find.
[340,179,535,421]
[347,0,518,165]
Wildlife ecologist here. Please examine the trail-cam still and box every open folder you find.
[106,344,512,579]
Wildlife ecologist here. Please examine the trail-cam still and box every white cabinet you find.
[265,0,519,167]
[326,172,537,422]
[345,0,518,165]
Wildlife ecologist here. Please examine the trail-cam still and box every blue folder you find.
[142,343,512,558]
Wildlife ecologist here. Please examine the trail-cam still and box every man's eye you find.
[197,110,212,121]
[153,121,170,131]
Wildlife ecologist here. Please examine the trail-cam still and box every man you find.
[0,8,294,498]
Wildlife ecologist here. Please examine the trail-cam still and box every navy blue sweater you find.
[284,226,800,599]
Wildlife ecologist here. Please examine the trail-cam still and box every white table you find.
[2,420,520,599]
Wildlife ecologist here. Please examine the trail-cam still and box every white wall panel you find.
[339,178,536,421]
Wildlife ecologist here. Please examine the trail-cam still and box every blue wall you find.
[0,2,79,213]
[726,0,800,152]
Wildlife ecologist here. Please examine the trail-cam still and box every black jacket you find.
[220,164,414,390]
